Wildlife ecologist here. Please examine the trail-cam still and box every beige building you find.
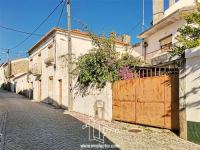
[1,58,29,91]
[136,0,198,66]
[28,28,129,121]
[10,72,29,96]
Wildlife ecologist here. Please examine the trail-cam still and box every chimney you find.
[122,35,131,45]
[169,0,176,7]
[153,0,164,25]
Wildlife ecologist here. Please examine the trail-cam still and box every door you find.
[38,80,42,101]
[29,82,33,99]
[58,80,62,107]
[48,77,53,104]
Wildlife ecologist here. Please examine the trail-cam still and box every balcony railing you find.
[29,63,42,76]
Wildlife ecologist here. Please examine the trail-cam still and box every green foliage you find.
[73,31,143,95]
[170,2,200,57]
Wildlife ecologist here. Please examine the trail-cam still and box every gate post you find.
[179,63,187,140]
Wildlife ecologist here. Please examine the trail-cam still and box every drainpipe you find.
[142,40,148,63]
[53,36,56,69]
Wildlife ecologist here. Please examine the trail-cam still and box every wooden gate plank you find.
[112,74,179,130]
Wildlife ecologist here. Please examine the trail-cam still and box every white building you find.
[136,0,198,66]
[134,0,200,143]
[0,63,5,88]
[28,28,129,121]
[179,46,200,144]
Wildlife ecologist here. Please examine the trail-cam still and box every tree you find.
[73,31,143,95]
[171,2,200,57]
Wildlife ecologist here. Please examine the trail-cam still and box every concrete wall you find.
[185,46,200,122]
[14,74,29,96]
[0,66,5,88]
[73,83,113,121]
[29,29,126,121]
[128,43,144,60]
[180,46,200,144]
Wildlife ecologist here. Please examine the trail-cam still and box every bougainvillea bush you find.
[73,31,143,95]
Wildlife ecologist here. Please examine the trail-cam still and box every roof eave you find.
[137,6,195,39]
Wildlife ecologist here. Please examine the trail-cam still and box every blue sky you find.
[0,0,169,63]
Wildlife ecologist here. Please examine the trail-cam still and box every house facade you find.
[11,73,29,96]
[136,0,198,66]
[134,0,200,143]
[1,58,29,91]
[28,28,129,121]
[0,63,5,88]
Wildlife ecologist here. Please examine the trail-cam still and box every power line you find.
[0,25,43,36]
[0,47,9,51]
[57,0,66,27]
[126,20,142,35]
[9,0,64,50]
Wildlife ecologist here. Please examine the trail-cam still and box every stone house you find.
[1,58,29,92]
[28,28,129,121]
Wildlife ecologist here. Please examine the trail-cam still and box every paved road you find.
[0,90,117,150]
[1,90,200,150]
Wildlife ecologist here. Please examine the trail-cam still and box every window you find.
[48,44,54,59]
[159,34,172,52]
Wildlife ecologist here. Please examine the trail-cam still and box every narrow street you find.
[0,90,200,150]
[0,90,117,150]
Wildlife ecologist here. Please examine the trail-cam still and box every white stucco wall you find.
[145,19,186,60]
[0,66,5,88]
[164,0,196,18]
[73,83,113,121]
[14,74,29,95]
[127,44,144,60]
[28,29,126,121]
[185,46,200,122]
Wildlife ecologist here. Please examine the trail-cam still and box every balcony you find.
[29,63,42,76]
[44,56,54,66]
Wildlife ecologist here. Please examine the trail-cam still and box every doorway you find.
[58,79,62,107]
[29,82,33,99]
[38,80,42,101]
[48,77,53,104]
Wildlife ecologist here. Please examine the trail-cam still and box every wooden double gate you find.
[112,74,179,129]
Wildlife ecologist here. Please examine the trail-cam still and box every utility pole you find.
[2,49,11,77]
[6,49,11,79]
[67,0,73,111]
[142,0,145,32]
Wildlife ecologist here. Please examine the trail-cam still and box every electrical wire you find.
[126,20,142,35]
[0,25,42,36]
[0,47,8,50]
[9,0,64,50]
[57,0,66,27]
